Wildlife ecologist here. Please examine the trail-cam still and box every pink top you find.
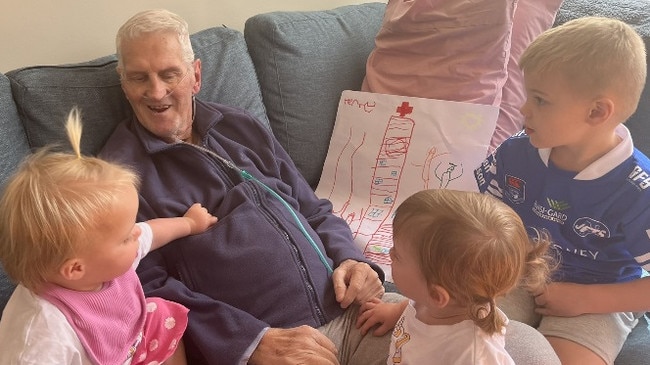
[40,269,188,365]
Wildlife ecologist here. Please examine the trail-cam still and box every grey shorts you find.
[498,286,641,364]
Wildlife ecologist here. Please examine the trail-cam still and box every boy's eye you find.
[534,96,547,106]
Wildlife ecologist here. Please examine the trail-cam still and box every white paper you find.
[315,91,498,281]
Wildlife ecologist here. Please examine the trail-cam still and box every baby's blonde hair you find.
[520,16,647,122]
[0,107,139,292]
[392,189,555,335]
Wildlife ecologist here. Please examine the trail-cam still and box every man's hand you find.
[248,326,339,365]
[332,259,384,309]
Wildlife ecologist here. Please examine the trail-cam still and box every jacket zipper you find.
[244,181,327,325]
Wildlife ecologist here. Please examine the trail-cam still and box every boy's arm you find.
[534,277,650,316]
[147,203,218,251]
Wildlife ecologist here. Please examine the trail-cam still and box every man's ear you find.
[59,258,86,281]
[427,284,451,308]
[587,97,615,125]
[192,59,202,94]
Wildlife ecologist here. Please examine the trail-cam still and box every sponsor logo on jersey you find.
[504,174,525,204]
[573,217,610,238]
[628,165,650,190]
[532,199,569,224]
[546,198,570,211]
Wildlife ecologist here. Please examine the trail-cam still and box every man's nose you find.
[144,77,170,100]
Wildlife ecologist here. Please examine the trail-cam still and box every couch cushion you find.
[0,73,25,315]
[7,26,268,156]
[7,55,130,155]
[244,3,386,187]
[0,73,30,186]
[191,27,269,129]
[615,315,650,365]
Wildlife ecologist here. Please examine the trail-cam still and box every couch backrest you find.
[7,55,132,156]
[0,73,28,311]
[0,73,30,187]
[244,3,386,187]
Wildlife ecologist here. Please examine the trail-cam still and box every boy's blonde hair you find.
[392,189,554,335]
[520,16,647,122]
[0,108,139,292]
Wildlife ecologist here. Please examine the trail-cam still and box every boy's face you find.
[519,69,594,150]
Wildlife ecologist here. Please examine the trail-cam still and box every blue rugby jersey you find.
[475,127,650,284]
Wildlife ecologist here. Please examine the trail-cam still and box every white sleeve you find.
[0,285,92,365]
[133,221,154,268]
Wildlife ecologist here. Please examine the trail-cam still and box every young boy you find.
[475,16,650,365]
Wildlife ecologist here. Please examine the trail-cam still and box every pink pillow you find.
[361,0,565,151]
[361,0,517,106]
[490,0,565,151]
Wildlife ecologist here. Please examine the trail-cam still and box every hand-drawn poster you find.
[315,90,498,281]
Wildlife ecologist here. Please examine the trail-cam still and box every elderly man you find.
[101,8,388,365]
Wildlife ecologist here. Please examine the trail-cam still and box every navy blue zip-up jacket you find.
[100,100,383,365]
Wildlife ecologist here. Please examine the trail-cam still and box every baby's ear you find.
[587,97,615,125]
[427,284,451,308]
[59,258,86,281]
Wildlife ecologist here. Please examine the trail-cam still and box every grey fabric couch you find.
[0,1,648,363]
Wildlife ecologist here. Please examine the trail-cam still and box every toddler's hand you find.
[356,297,403,337]
[184,203,218,234]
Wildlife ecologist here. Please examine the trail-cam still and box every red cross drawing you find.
[396,101,413,117]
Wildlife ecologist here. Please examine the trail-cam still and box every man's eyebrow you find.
[125,67,183,75]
